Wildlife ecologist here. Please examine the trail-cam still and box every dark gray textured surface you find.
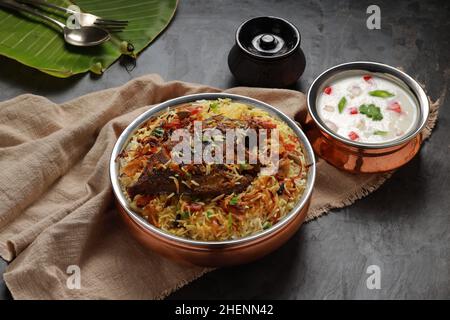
[0,0,449,299]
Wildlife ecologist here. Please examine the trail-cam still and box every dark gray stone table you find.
[1,0,449,299]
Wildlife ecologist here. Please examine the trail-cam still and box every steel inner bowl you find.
[307,61,429,149]
[110,93,316,254]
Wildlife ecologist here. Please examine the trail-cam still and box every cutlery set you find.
[0,0,128,46]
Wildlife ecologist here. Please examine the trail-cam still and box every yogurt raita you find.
[317,72,418,143]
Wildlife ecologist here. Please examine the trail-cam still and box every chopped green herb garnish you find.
[152,127,164,137]
[338,97,347,113]
[239,163,251,170]
[228,212,233,232]
[229,196,239,206]
[209,102,220,113]
[202,135,211,142]
[373,130,388,136]
[369,90,395,98]
[181,211,190,219]
[359,104,383,121]
[263,221,272,230]
[206,211,213,219]
[212,134,224,142]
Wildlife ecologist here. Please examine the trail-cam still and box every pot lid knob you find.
[259,34,277,50]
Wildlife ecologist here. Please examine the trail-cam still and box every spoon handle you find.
[16,0,75,14]
[0,0,66,30]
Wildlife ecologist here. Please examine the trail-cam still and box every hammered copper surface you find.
[303,113,423,173]
[117,199,311,267]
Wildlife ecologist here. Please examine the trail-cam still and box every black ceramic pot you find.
[228,16,306,88]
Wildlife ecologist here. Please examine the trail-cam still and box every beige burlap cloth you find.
[0,74,439,299]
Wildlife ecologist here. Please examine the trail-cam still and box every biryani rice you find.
[117,99,307,241]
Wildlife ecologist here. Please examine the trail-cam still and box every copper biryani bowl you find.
[304,61,429,173]
[110,93,316,267]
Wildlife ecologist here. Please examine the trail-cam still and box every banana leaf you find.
[0,0,178,77]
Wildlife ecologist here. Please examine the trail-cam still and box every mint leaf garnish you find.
[359,104,383,121]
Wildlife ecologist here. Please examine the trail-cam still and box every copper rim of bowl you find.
[307,61,429,149]
[110,93,316,249]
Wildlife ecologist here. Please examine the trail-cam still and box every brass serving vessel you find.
[304,61,429,173]
[110,93,316,267]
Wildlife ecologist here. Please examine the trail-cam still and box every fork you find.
[16,0,128,32]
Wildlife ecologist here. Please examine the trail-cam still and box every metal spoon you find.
[0,0,110,47]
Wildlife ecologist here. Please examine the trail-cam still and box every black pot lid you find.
[236,16,301,59]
